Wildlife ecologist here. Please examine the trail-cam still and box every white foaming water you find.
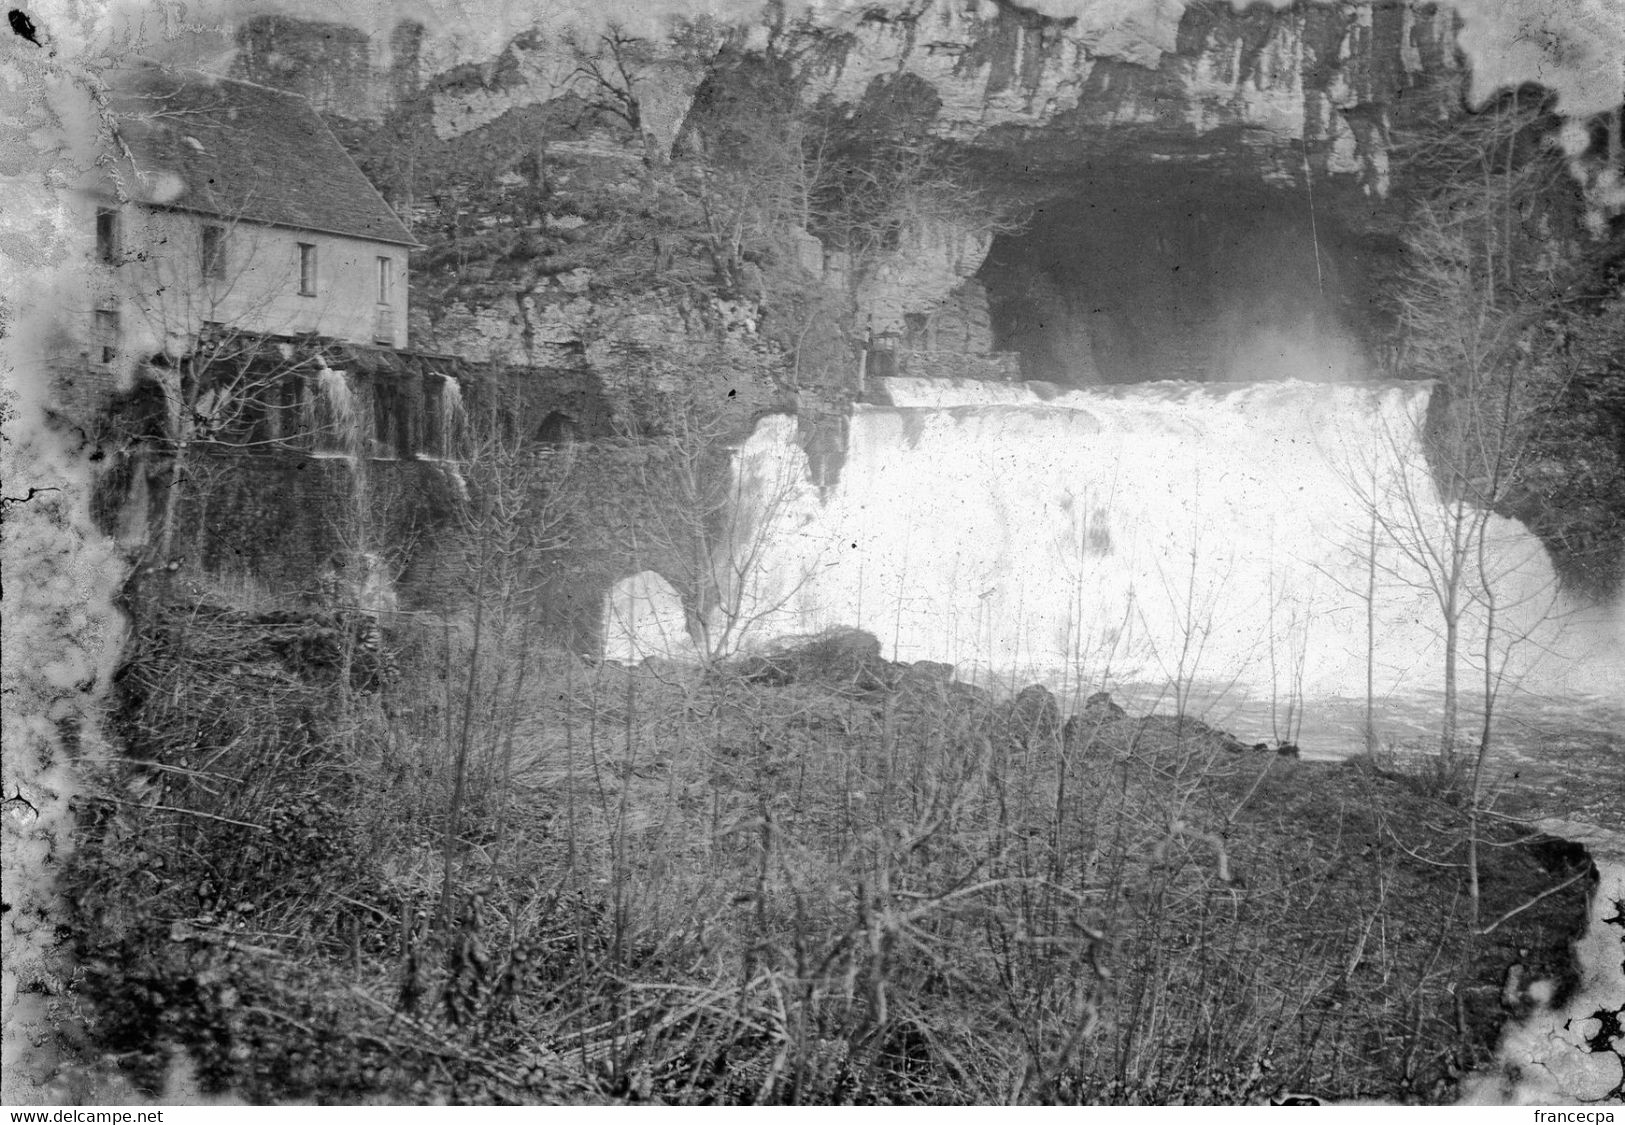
[623,377,1622,748]
[436,373,467,460]
[307,365,362,459]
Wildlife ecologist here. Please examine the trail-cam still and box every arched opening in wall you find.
[370,378,412,460]
[976,165,1398,385]
[536,411,581,446]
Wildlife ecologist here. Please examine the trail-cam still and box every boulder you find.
[899,660,955,686]
[1081,691,1126,721]
[1063,690,1128,755]
[733,627,894,692]
[1136,713,1252,754]
[888,660,959,709]
[995,683,1061,751]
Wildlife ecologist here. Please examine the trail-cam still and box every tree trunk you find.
[1365,504,1377,753]
[1441,608,1459,759]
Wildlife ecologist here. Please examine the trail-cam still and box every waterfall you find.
[435,373,466,460]
[613,377,1624,746]
[306,364,361,459]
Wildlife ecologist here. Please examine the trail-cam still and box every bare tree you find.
[434,395,577,921]
[1337,91,1588,924]
[564,23,653,132]
[1386,93,1578,757]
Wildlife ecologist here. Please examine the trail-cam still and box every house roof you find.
[106,65,418,248]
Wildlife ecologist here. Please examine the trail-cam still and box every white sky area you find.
[70,0,1625,118]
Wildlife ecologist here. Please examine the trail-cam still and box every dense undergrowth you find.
[58,592,1592,1105]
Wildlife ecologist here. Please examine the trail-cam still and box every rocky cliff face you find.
[777,0,1466,375]
[790,0,1458,193]
[233,0,1478,389]
[262,1,1460,182]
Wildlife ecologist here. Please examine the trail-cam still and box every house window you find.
[376,256,393,305]
[298,243,317,296]
[94,308,119,365]
[373,306,395,346]
[95,208,119,264]
[201,224,225,281]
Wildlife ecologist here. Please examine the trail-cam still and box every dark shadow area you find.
[977,164,1399,385]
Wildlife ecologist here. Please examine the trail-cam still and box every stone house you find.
[47,62,481,467]
[63,63,416,369]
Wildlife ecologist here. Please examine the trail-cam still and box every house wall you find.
[62,195,409,363]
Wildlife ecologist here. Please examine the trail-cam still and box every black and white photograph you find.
[2,0,1623,1108]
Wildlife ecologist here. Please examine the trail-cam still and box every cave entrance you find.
[976,164,1391,385]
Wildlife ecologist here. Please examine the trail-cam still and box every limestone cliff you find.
[231,0,1478,382]
[787,0,1458,194]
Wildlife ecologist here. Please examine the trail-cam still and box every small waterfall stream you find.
[435,372,467,460]
[306,364,362,459]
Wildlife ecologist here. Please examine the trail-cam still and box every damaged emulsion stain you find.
[2,787,40,826]
[8,8,41,48]
[1568,1001,1625,1102]
[1564,896,1625,1101]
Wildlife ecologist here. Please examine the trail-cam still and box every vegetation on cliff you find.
[1390,87,1625,600]
[328,24,1013,410]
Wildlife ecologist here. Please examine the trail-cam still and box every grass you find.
[57,599,1593,1105]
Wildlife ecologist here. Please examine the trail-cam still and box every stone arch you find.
[536,410,581,445]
